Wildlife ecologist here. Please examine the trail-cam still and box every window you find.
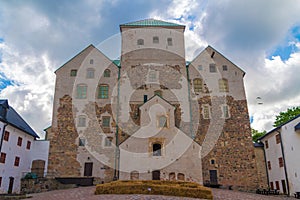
[76,84,87,99]
[222,65,228,71]
[104,69,110,77]
[153,143,161,156]
[79,138,85,146]
[102,116,110,127]
[193,78,203,93]
[0,153,6,163]
[167,38,172,46]
[267,161,271,170]
[98,85,109,99]
[279,157,284,167]
[158,116,168,128]
[14,156,20,167]
[198,65,203,71]
[211,159,215,165]
[137,39,144,45]
[148,71,157,82]
[143,95,148,103]
[0,177,2,187]
[222,105,230,118]
[265,140,269,149]
[154,90,162,97]
[90,59,94,64]
[219,78,229,92]
[26,141,31,150]
[70,69,77,77]
[78,116,86,127]
[153,36,159,44]
[275,181,280,190]
[3,131,9,141]
[130,171,139,180]
[202,105,211,119]
[276,134,281,144]
[17,137,23,146]
[105,137,112,147]
[270,182,274,190]
[86,68,95,79]
[209,64,216,72]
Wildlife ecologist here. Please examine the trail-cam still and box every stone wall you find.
[254,145,268,188]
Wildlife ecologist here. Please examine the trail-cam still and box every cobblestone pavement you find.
[25,186,294,200]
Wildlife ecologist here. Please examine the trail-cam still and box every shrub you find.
[95,180,213,199]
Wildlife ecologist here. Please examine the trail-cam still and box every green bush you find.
[95,180,213,199]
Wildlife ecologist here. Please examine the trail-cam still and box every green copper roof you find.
[120,19,185,27]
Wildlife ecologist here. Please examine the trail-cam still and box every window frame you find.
[0,153,6,164]
[104,137,113,147]
[193,78,203,93]
[267,161,271,170]
[70,69,77,77]
[219,78,229,92]
[14,156,20,167]
[104,69,111,77]
[276,134,281,144]
[79,138,86,146]
[153,36,159,44]
[209,64,216,73]
[202,105,211,119]
[78,116,87,127]
[3,131,9,141]
[152,143,162,156]
[279,157,284,167]
[98,84,109,99]
[102,116,110,127]
[137,39,144,45]
[86,68,95,79]
[76,84,87,99]
[167,38,173,46]
[17,137,23,147]
[26,141,31,150]
[221,105,230,119]
[148,70,157,82]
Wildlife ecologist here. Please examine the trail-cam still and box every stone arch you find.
[130,171,139,180]
[31,159,45,178]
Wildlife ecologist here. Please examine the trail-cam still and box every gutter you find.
[277,130,290,196]
[185,65,194,139]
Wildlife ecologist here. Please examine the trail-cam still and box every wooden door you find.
[84,162,93,177]
[152,170,160,180]
[8,177,14,194]
[209,170,218,186]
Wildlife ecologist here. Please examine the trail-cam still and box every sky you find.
[1,0,300,138]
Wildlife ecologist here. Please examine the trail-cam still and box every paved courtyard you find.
[25,186,294,200]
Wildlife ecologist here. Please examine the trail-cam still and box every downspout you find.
[185,65,194,139]
[113,65,121,180]
[277,130,290,196]
[0,122,8,153]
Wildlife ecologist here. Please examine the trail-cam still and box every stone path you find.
[25,186,294,200]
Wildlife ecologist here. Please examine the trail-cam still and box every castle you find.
[46,19,261,191]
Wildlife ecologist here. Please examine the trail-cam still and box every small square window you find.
[14,156,20,167]
[17,137,22,146]
[78,116,86,127]
[86,68,95,79]
[102,116,110,127]
[90,59,94,64]
[137,39,144,45]
[79,138,86,146]
[70,70,77,77]
[0,153,6,164]
[153,36,159,44]
[3,131,9,141]
[158,116,168,128]
[26,141,31,150]
[149,71,157,82]
[222,65,228,71]
[209,64,216,73]
[198,65,203,71]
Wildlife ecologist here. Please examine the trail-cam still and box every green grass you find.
[95,180,213,199]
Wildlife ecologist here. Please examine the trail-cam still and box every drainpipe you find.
[113,65,121,181]
[185,65,194,139]
[0,122,8,153]
[276,130,290,196]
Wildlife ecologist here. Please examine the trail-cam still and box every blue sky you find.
[1,0,300,136]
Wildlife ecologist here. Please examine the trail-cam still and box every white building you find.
[0,99,49,194]
[260,114,300,196]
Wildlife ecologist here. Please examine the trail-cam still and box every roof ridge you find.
[120,18,185,27]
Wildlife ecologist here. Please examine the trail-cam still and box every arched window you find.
[219,78,229,92]
[193,78,203,93]
[153,36,159,44]
[104,69,111,77]
[98,85,109,99]
[158,115,167,128]
[177,173,185,181]
[154,90,162,97]
[169,172,176,181]
[153,143,161,156]
[76,84,87,99]
[148,70,157,82]
[130,171,139,180]
[137,39,144,45]
[86,68,95,79]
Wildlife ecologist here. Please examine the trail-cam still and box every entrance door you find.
[209,170,218,186]
[152,170,160,180]
[281,180,287,194]
[8,177,14,194]
[84,162,93,176]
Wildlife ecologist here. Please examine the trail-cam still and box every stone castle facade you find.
[46,19,262,190]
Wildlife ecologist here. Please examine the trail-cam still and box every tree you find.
[251,128,266,143]
[274,106,300,127]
